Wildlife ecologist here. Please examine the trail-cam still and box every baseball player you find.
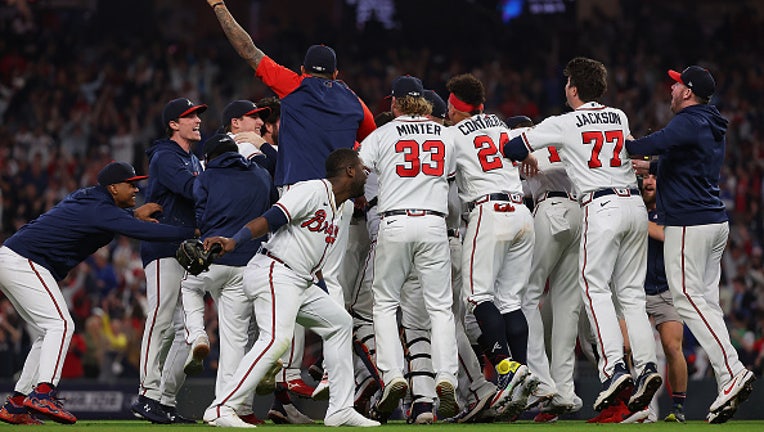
[358,76,458,421]
[0,161,195,425]
[627,66,756,423]
[208,2,377,401]
[201,149,378,428]
[221,99,277,176]
[639,173,688,422]
[512,114,585,421]
[502,57,662,417]
[180,134,276,425]
[133,97,206,424]
[446,74,538,419]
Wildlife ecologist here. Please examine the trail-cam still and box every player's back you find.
[525,102,636,193]
[359,116,454,214]
[451,113,523,202]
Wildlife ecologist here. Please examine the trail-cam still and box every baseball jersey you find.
[451,113,523,203]
[525,144,578,199]
[507,102,637,193]
[358,115,456,214]
[261,179,340,280]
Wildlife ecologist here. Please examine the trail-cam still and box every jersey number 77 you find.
[582,130,624,168]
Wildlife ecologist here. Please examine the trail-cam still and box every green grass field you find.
[3,420,764,431]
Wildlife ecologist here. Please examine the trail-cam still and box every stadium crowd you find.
[0,0,762,389]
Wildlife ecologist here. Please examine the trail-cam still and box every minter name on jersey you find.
[574,112,622,128]
[456,114,503,135]
[395,123,442,136]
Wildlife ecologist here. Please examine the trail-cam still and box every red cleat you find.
[0,396,44,425]
[23,387,77,424]
[284,378,316,398]
[239,413,266,425]
[533,412,558,423]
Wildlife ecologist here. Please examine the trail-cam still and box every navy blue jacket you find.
[645,209,668,295]
[626,104,729,226]
[140,139,203,266]
[194,152,276,266]
[4,186,194,280]
[276,78,365,186]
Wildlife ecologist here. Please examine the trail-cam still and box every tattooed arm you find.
[207,1,265,70]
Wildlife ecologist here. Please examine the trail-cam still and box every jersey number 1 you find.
[582,130,624,168]
[395,140,445,177]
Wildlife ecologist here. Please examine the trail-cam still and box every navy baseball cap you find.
[203,133,239,159]
[506,115,533,129]
[391,76,424,98]
[222,100,271,125]
[98,162,148,186]
[304,45,337,74]
[423,90,446,119]
[162,98,207,126]
[668,66,715,99]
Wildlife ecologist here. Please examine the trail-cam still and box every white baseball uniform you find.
[206,179,355,421]
[358,115,458,389]
[513,101,656,382]
[451,113,534,316]
[521,141,584,409]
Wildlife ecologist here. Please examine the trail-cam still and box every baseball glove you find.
[175,239,222,276]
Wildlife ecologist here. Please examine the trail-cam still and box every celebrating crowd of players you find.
[0,1,758,428]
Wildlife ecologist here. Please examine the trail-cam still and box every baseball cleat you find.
[184,335,210,376]
[267,400,313,424]
[407,402,434,424]
[435,380,457,419]
[627,362,662,411]
[131,395,171,424]
[444,392,492,423]
[373,377,408,417]
[593,362,633,411]
[256,359,283,395]
[354,377,380,414]
[707,402,738,424]
[664,404,686,423]
[709,368,755,413]
[284,378,316,398]
[311,372,330,400]
[239,413,265,425]
[0,396,44,425]
[23,387,76,424]
[324,407,380,427]
[534,412,559,423]
[161,404,196,423]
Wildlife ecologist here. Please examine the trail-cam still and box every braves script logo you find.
[300,209,338,244]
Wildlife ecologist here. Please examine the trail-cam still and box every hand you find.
[204,236,235,256]
[134,203,162,222]
[521,154,539,178]
[234,131,267,149]
[632,159,650,176]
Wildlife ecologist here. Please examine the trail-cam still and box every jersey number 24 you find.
[395,140,445,177]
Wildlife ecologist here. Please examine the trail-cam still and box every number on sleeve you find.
[548,146,562,163]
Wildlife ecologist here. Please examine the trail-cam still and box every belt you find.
[579,188,640,206]
[447,228,460,238]
[380,209,446,218]
[260,248,291,270]
[468,193,523,211]
[366,196,378,210]
[535,190,578,205]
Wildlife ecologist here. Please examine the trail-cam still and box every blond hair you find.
[393,96,432,117]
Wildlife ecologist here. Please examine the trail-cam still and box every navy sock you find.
[502,309,528,364]
[473,301,510,365]
[672,392,686,407]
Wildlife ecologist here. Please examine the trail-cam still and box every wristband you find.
[231,226,252,247]
[211,1,225,9]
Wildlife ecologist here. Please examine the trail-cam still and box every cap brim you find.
[244,106,271,117]
[178,104,208,119]
[125,175,149,183]
[667,70,683,84]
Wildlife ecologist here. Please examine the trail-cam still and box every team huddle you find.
[0,0,757,428]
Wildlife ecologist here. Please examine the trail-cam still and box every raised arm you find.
[207,1,265,70]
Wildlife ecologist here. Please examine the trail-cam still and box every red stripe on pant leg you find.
[140,262,162,395]
[680,227,733,376]
[469,207,484,296]
[28,260,69,384]
[217,261,279,417]
[580,207,610,379]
